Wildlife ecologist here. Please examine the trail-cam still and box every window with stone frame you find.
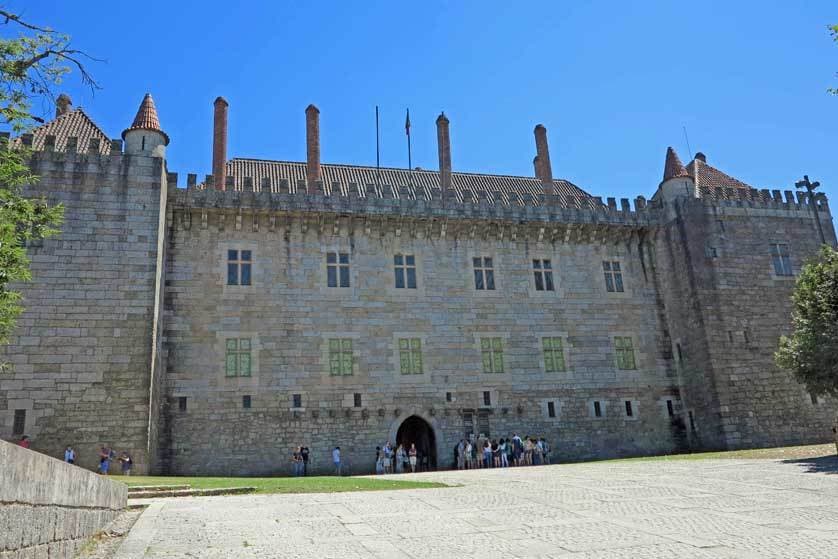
[547,401,556,418]
[328,338,354,376]
[227,249,252,286]
[480,337,504,373]
[472,257,495,290]
[394,254,417,289]
[602,260,624,292]
[542,337,566,372]
[770,243,792,276]
[614,336,637,370]
[225,338,252,377]
[326,252,350,287]
[12,409,25,435]
[398,338,423,374]
[532,259,555,291]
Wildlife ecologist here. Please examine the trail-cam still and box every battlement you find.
[168,173,665,230]
[164,170,831,230]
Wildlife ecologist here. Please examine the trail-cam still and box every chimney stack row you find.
[305,104,321,194]
[212,97,229,191]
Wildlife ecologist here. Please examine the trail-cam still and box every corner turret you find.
[122,93,169,157]
[655,146,695,202]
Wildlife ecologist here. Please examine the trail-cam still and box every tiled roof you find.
[12,108,111,154]
[221,159,593,201]
[122,93,169,144]
[686,158,753,191]
[662,147,689,182]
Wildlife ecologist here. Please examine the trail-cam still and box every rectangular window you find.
[771,243,792,276]
[227,249,252,286]
[676,343,683,363]
[547,401,556,418]
[614,336,637,370]
[398,338,423,375]
[542,337,566,372]
[326,252,350,287]
[12,409,26,435]
[688,410,697,432]
[473,257,495,290]
[533,259,555,291]
[328,338,354,376]
[178,397,187,412]
[242,395,251,409]
[480,337,504,373]
[463,411,474,438]
[477,410,490,437]
[394,254,417,289]
[593,401,602,418]
[225,338,252,377]
[446,391,453,402]
[603,261,624,292]
[482,391,492,406]
[810,392,819,405]
[666,400,674,417]
[292,394,302,408]
[354,393,362,408]
[625,400,633,417]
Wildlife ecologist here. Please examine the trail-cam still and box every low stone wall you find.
[0,439,127,558]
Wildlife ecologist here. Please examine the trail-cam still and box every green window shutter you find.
[329,339,340,352]
[555,349,566,372]
[225,353,237,376]
[481,338,491,351]
[341,339,353,352]
[399,338,409,350]
[329,355,342,376]
[400,351,411,374]
[226,339,237,351]
[482,352,493,373]
[413,351,423,374]
[239,353,251,376]
[544,350,555,372]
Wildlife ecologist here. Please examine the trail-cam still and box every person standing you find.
[332,446,342,476]
[98,445,112,475]
[395,444,406,474]
[119,451,133,475]
[64,446,76,464]
[375,446,384,475]
[291,446,303,477]
[300,445,310,476]
[498,438,508,468]
[512,433,523,466]
[541,438,550,465]
[408,443,418,473]
[456,439,465,470]
[464,440,473,470]
[483,439,493,468]
[383,441,393,474]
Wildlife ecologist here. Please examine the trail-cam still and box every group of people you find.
[374,441,420,474]
[455,434,550,469]
[290,445,311,476]
[15,436,132,475]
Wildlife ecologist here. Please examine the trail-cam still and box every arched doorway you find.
[396,415,437,471]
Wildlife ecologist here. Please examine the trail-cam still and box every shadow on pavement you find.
[782,454,838,474]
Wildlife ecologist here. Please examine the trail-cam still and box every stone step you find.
[127,484,191,493]
[127,486,256,499]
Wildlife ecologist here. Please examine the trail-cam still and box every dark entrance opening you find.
[396,415,437,471]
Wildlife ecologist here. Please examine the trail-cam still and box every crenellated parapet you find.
[167,174,662,235]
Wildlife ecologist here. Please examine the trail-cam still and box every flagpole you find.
[406,108,412,188]
[375,106,381,191]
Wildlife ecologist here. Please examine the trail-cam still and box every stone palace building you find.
[0,93,835,475]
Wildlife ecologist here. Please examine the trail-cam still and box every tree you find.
[0,11,98,347]
[776,246,838,398]
[831,25,837,95]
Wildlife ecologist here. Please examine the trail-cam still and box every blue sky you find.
[11,1,838,205]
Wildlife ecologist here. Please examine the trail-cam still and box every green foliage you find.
[831,25,838,95]
[776,246,838,397]
[0,11,99,345]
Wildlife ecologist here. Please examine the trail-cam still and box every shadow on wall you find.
[782,454,838,474]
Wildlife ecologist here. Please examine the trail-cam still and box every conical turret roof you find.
[122,93,169,144]
[662,146,689,182]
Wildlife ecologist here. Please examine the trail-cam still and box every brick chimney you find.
[305,104,321,194]
[534,124,553,194]
[212,97,229,191]
[436,112,452,194]
[56,94,72,118]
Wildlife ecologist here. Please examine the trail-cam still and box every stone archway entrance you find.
[396,415,437,471]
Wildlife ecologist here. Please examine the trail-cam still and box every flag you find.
[405,109,411,136]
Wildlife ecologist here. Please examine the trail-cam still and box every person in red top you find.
[17,435,31,448]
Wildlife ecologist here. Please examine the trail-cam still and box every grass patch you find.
[116,475,447,495]
[602,443,835,463]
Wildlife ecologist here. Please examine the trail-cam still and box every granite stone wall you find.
[162,207,683,475]
[0,150,167,474]
[0,439,126,558]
